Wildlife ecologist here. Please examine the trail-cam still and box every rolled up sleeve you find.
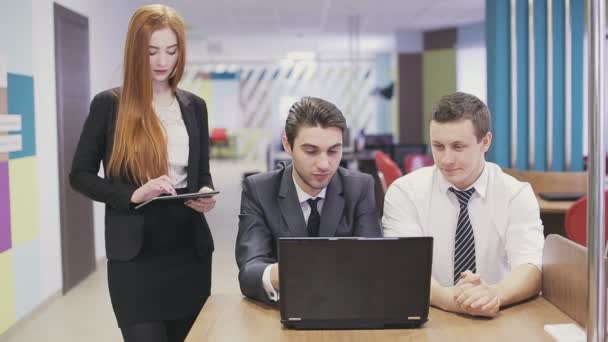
[505,184,545,270]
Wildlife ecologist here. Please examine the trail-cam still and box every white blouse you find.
[153,98,189,189]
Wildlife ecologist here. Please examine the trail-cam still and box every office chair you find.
[210,128,231,158]
[210,128,228,145]
[391,143,428,172]
[564,192,608,247]
[404,154,434,173]
[374,151,402,192]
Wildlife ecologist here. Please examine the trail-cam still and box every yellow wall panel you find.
[8,157,38,246]
[0,250,16,334]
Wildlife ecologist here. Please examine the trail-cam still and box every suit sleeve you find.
[235,177,277,304]
[197,98,214,189]
[352,175,383,237]
[69,92,137,210]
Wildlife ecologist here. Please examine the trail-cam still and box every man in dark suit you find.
[236,97,382,304]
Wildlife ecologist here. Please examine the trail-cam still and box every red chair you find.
[404,154,434,173]
[210,128,228,145]
[564,192,608,246]
[374,151,403,191]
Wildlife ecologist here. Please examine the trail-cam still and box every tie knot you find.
[449,187,476,205]
[307,198,321,209]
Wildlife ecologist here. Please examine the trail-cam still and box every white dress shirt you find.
[382,162,544,287]
[262,173,327,301]
[154,98,189,188]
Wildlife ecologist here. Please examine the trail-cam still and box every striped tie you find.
[449,187,477,285]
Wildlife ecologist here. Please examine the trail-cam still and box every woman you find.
[70,5,215,341]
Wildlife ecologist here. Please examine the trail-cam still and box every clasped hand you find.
[453,271,501,317]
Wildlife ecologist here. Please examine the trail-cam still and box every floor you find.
[0,159,265,342]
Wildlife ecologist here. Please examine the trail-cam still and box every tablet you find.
[134,190,220,210]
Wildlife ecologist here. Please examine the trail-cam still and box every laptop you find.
[538,191,586,201]
[278,237,433,330]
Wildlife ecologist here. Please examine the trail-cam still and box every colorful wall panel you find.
[422,49,457,143]
[422,28,458,144]
[486,0,585,170]
[0,69,40,335]
[0,0,42,334]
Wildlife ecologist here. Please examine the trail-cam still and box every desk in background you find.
[186,294,574,342]
[504,169,587,236]
[537,197,576,214]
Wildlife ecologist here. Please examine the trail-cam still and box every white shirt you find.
[153,98,189,188]
[382,162,544,287]
[262,172,327,301]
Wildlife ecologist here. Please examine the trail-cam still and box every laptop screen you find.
[278,237,433,322]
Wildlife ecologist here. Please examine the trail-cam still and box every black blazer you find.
[236,163,382,303]
[69,88,214,261]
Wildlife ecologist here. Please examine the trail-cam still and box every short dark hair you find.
[284,97,347,147]
[431,92,491,141]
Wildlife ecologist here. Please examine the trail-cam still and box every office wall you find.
[397,24,487,145]
[486,0,585,171]
[375,53,394,134]
[457,23,487,104]
[181,60,380,161]
[422,28,458,143]
[33,0,134,275]
[187,33,394,63]
[396,30,423,144]
[0,0,134,335]
[0,0,42,333]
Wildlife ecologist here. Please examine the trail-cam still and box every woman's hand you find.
[185,186,217,213]
[130,175,176,204]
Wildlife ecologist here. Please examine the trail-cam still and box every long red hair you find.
[107,4,186,185]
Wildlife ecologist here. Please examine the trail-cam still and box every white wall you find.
[32,0,62,302]
[395,29,422,53]
[456,22,487,104]
[456,46,487,104]
[31,0,135,302]
[187,33,394,62]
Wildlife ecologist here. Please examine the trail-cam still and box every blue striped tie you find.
[449,187,477,285]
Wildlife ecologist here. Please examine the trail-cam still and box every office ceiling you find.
[145,0,484,35]
[131,0,485,59]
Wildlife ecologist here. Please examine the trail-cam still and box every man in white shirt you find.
[383,92,544,317]
[236,97,382,304]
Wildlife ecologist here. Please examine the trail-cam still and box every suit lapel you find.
[318,172,344,237]
[278,164,308,237]
[175,90,199,192]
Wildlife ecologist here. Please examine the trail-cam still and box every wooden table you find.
[537,197,575,214]
[186,294,576,342]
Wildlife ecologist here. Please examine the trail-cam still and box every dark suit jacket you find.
[236,163,382,304]
[69,88,214,261]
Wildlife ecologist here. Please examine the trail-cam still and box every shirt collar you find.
[437,162,488,199]
[292,171,327,204]
[291,169,327,203]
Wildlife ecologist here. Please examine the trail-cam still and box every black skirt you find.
[107,189,212,328]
